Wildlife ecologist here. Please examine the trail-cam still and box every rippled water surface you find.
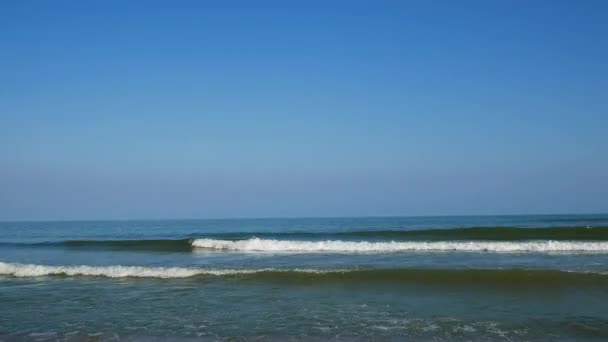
[1,215,608,341]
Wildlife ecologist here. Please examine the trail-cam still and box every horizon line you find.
[1,212,607,223]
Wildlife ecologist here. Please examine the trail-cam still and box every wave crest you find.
[0,262,263,278]
[2,262,608,288]
[191,238,608,253]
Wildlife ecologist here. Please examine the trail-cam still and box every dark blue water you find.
[2,214,608,341]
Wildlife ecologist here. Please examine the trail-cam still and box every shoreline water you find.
[2,215,608,340]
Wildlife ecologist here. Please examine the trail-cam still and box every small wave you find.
[3,226,608,253]
[0,261,279,278]
[344,226,608,241]
[211,226,608,241]
[191,238,608,253]
[2,262,608,288]
[24,239,194,252]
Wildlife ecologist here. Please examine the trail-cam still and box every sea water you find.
[1,215,608,341]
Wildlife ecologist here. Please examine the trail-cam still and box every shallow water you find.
[1,215,608,341]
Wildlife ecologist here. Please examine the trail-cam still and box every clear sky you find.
[1,1,607,220]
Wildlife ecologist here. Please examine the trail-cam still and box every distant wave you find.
[2,239,194,252]
[2,262,608,288]
[213,225,608,241]
[203,226,608,241]
[4,226,608,253]
[536,216,608,223]
[337,226,608,241]
[192,237,608,253]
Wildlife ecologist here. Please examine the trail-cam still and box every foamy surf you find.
[0,261,273,278]
[191,238,608,253]
[3,262,608,287]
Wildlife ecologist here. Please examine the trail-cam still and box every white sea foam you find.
[191,238,608,253]
[0,262,370,279]
[2,261,607,279]
[0,261,333,278]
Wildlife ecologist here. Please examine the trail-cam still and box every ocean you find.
[1,214,608,341]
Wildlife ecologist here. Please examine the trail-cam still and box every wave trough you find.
[192,238,608,253]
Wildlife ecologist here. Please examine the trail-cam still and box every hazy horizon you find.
[1,212,607,224]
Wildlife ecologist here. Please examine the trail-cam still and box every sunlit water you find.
[2,215,608,341]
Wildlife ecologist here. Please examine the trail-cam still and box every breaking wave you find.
[2,262,608,288]
[4,226,608,253]
[0,261,275,278]
[192,238,608,253]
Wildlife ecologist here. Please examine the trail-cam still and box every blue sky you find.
[1,1,607,220]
